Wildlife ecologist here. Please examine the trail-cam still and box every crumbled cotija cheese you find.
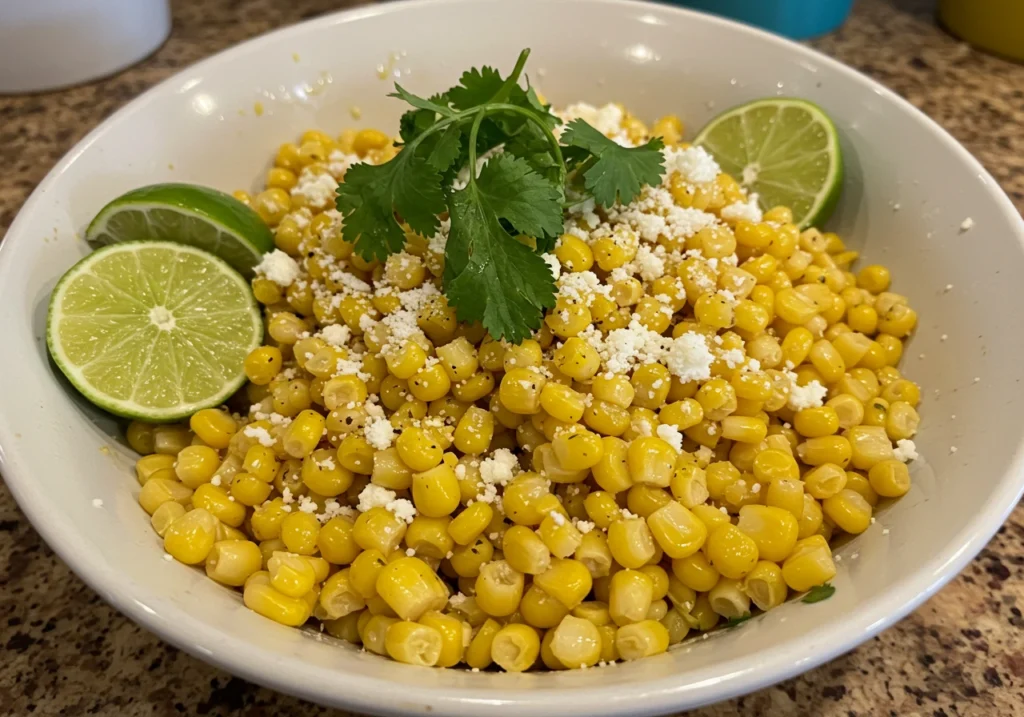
[893,439,919,462]
[364,416,396,450]
[787,376,828,411]
[319,324,351,347]
[291,170,339,209]
[242,425,275,447]
[662,145,721,185]
[656,424,683,452]
[255,250,301,287]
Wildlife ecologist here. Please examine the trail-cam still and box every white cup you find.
[0,0,171,94]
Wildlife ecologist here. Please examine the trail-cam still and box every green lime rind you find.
[47,241,263,422]
[694,98,843,229]
[85,183,274,278]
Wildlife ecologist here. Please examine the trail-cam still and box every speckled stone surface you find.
[1,0,1023,715]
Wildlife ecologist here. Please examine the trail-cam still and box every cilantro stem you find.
[491,49,532,104]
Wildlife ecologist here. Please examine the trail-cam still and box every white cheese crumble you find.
[91,498,104,508]
[542,253,561,281]
[319,324,351,348]
[893,439,919,463]
[291,170,339,209]
[656,424,683,453]
[960,217,974,232]
[662,145,721,185]
[242,425,275,447]
[356,484,418,523]
[787,378,828,411]
[255,250,301,287]
[364,416,396,450]
[720,195,763,223]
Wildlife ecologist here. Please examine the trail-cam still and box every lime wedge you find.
[47,241,263,422]
[694,98,843,228]
[86,183,274,278]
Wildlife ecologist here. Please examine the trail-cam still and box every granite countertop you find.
[1,0,1023,714]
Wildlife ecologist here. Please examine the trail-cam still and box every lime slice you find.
[694,98,843,228]
[47,241,263,422]
[86,183,274,278]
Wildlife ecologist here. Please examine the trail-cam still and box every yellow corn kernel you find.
[191,482,246,527]
[359,614,399,655]
[243,571,311,627]
[404,516,454,559]
[394,426,443,473]
[502,473,551,526]
[742,561,787,612]
[696,378,737,422]
[267,550,317,598]
[548,615,601,669]
[552,337,602,381]
[539,383,586,424]
[573,601,612,627]
[796,435,852,467]
[868,459,911,497]
[547,429,602,472]
[583,399,630,437]
[475,560,525,617]
[782,535,836,592]
[277,510,319,555]
[584,491,622,529]
[591,373,635,408]
[586,437,628,494]
[204,539,263,587]
[374,556,448,621]
[626,484,671,518]
[163,508,218,564]
[669,463,709,509]
[881,378,920,406]
[534,558,593,610]
[242,444,279,483]
[802,462,846,500]
[520,585,571,629]
[672,551,720,593]
[646,501,707,560]
[189,409,237,450]
[411,463,460,518]
[845,424,894,470]
[762,477,803,520]
[150,500,187,537]
[718,415,766,444]
[625,436,675,488]
[316,516,360,565]
[615,620,669,661]
[659,399,704,432]
[382,621,442,667]
[823,488,873,534]
[575,530,613,578]
[705,523,759,579]
[498,368,547,415]
[609,569,654,626]
[173,445,220,489]
[135,453,176,485]
[607,517,657,569]
[353,507,407,555]
[490,623,540,672]
[497,526,549,576]
[735,504,799,562]
[279,410,325,459]
[446,502,492,546]
[707,576,751,619]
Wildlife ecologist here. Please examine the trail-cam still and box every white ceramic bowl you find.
[2,1,1023,714]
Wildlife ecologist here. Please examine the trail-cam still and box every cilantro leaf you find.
[801,583,836,604]
[336,154,446,259]
[445,183,556,343]
[474,154,563,241]
[723,613,753,628]
[421,122,463,172]
[560,119,665,207]
[447,66,506,110]
[390,85,455,118]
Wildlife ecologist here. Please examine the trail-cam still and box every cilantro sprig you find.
[335,49,665,342]
[801,583,836,604]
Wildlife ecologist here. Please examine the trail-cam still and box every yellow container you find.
[938,0,1024,62]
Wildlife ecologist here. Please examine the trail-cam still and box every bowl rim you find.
[2,0,1024,714]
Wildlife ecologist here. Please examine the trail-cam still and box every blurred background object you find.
[671,0,855,39]
[0,0,171,94]
[938,0,1024,62]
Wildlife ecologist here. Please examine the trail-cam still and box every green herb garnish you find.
[723,613,753,628]
[801,583,836,603]
[335,49,665,342]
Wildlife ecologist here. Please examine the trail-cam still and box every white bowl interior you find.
[2,1,1023,715]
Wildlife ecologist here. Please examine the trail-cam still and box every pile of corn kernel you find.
[127,102,921,672]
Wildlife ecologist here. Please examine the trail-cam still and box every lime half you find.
[86,183,274,278]
[694,98,843,228]
[47,241,263,422]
